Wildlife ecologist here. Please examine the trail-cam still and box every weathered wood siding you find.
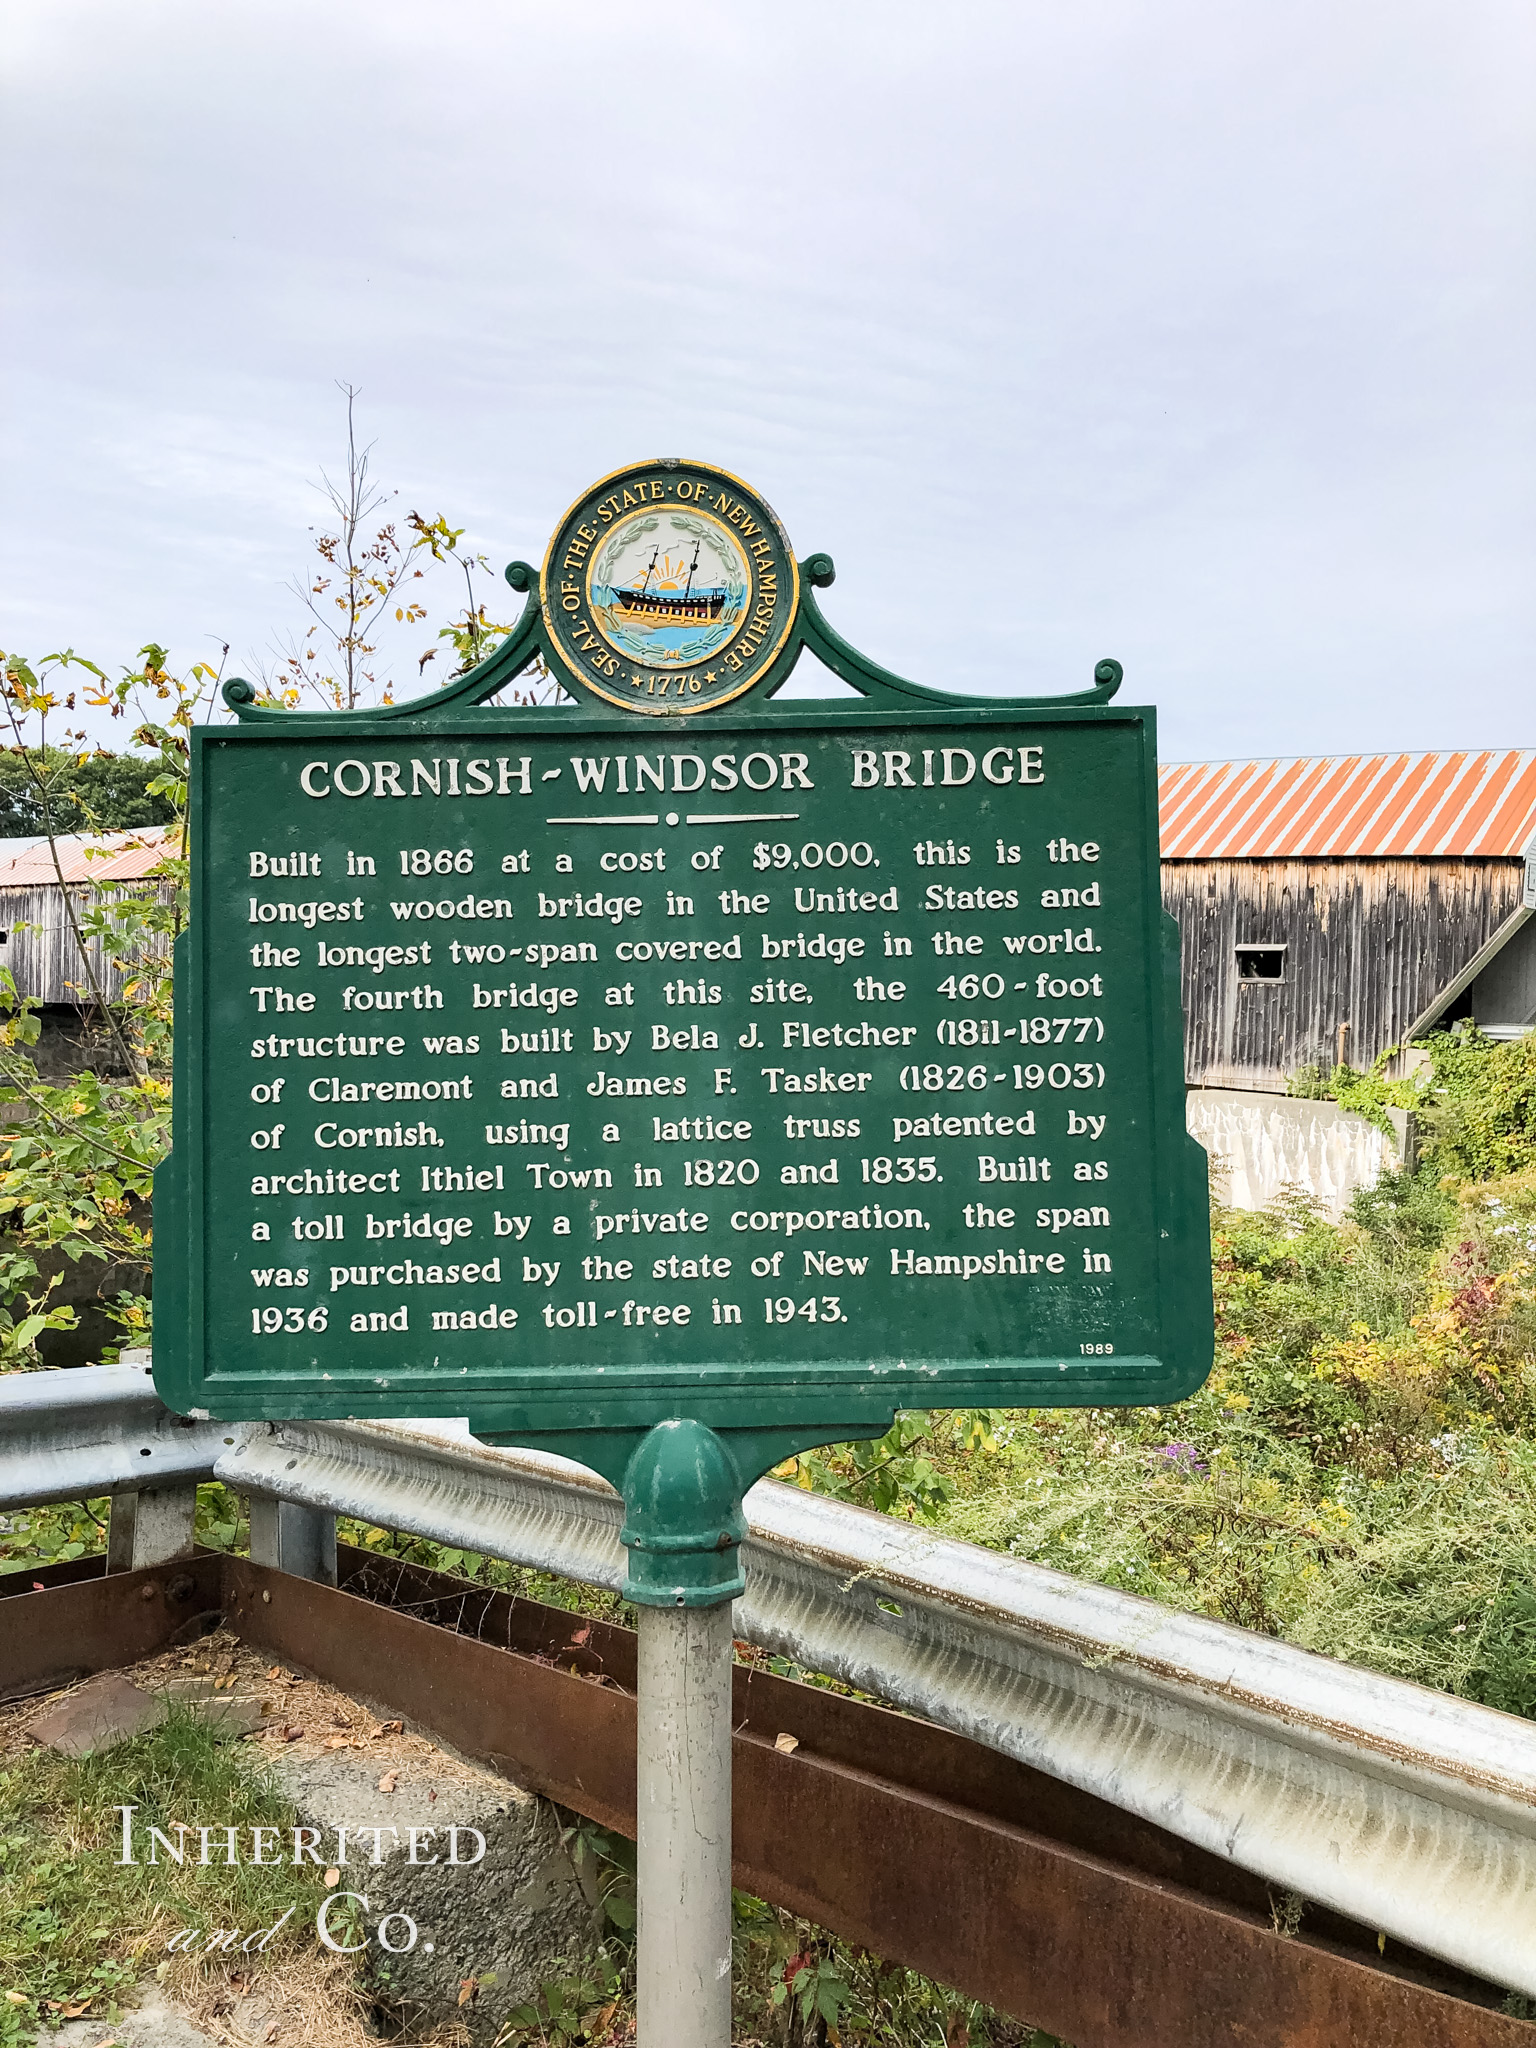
[1161,858,1527,1090]
[0,884,174,1007]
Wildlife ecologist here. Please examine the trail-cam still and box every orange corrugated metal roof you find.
[0,828,178,888]
[1159,752,1536,859]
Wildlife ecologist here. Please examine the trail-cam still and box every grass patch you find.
[0,1718,1067,2048]
[0,1704,331,2041]
[790,1167,1536,1722]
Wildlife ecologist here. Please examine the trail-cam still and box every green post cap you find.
[619,1419,749,1608]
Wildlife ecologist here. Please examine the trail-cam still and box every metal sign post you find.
[624,1420,745,2048]
[155,458,1213,2047]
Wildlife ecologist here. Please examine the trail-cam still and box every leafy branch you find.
[0,644,217,1358]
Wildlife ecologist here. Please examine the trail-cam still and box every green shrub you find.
[833,1169,1536,1722]
[1288,1028,1536,1181]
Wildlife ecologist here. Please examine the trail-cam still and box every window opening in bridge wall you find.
[1236,944,1287,982]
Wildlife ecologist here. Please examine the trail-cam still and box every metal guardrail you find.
[0,1359,228,1508]
[4,1366,1535,2000]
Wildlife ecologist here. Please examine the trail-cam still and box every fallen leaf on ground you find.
[774,1732,800,1754]
[378,1770,399,1793]
[458,1980,478,2007]
[323,1736,351,1751]
[282,1726,304,1741]
[323,1867,340,1887]
[267,1665,285,1680]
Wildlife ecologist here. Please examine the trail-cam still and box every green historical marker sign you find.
[155,459,1212,1592]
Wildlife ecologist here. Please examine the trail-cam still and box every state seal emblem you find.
[541,459,799,714]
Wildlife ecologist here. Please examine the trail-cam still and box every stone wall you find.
[1186,1088,1402,1222]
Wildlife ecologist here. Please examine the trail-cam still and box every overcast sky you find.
[3,1,1531,761]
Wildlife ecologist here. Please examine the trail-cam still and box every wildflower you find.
[1154,1442,1207,1476]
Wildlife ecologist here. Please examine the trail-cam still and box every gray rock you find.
[38,1981,213,2048]
[152,1675,275,1738]
[24,1673,167,1757]
[265,1749,600,2039]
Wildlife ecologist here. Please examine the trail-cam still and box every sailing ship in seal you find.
[611,540,727,626]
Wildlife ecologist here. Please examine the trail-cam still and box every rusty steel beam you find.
[331,1550,1527,2021]
[0,1554,111,1599]
[0,1553,224,1701]
[325,1550,1393,1954]
[728,1723,1531,2048]
[223,1554,637,1834]
[2,1552,1525,2045]
[17,1375,1524,1992]
[219,1554,1528,2048]
[326,1548,1536,1995]
[220,1413,1536,2001]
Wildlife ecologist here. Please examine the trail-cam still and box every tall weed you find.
[915,1169,1536,1719]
